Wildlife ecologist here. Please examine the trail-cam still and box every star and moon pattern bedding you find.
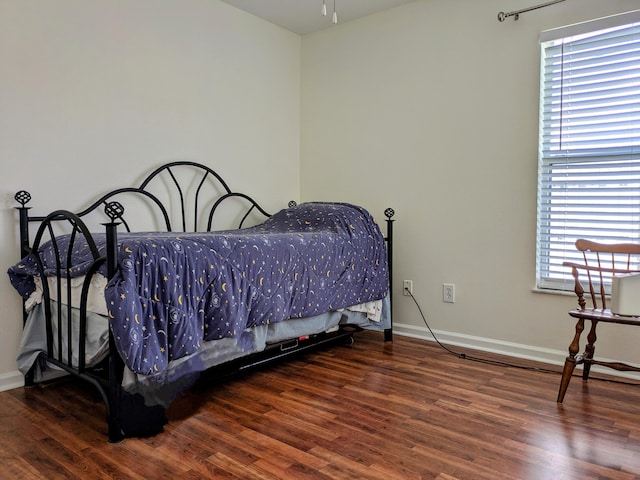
[9,202,389,377]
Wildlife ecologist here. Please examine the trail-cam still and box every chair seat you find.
[568,308,640,326]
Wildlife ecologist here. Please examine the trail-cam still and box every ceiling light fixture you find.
[322,0,338,24]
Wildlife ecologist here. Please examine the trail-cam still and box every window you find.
[536,10,640,291]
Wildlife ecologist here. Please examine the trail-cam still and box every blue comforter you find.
[8,203,388,376]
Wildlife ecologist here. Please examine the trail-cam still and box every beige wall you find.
[0,0,301,387]
[301,0,640,369]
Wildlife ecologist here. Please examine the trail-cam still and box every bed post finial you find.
[15,190,32,207]
[104,201,124,222]
[288,201,297,208]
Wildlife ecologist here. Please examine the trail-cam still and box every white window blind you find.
[536,11,640,290]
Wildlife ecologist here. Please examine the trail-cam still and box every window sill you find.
[531,288,574,297]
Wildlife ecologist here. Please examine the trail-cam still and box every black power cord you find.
[404,286,640,385]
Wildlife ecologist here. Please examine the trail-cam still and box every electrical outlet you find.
[403,280,413,296]
[443,283,455,303]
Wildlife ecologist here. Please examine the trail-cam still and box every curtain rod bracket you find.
[497,11,518,22]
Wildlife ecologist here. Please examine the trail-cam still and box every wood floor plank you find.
[2,331,640,478]
[0,460,42,480]
[309,445,394,480]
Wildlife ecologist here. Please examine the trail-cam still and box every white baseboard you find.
[0,371,24,392]
[392,322,640,381]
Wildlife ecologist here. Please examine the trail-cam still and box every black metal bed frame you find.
[13,161,395,443]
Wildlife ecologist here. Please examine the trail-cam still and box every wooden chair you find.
[557,239,640,403]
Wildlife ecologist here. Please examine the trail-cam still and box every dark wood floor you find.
[1,331,640,479]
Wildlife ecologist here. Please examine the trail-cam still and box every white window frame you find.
[536,10,640,292]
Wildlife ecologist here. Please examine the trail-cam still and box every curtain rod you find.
[498,0,566,22]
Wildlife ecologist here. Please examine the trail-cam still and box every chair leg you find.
[557,317,584,403]
[557,357,577,403]
[581,320,598,381]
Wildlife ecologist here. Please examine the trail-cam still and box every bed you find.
[8,161,395,442]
